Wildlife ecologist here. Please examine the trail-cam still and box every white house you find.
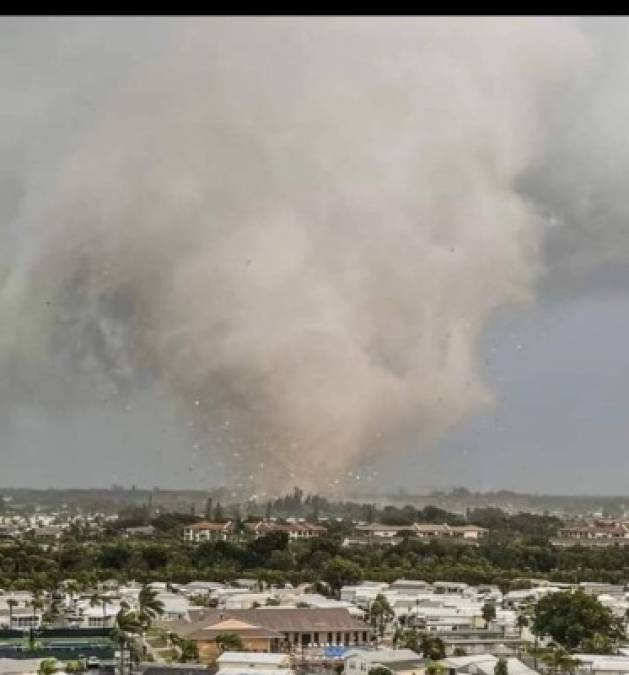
[344,649,424,675]
[183,521,235,542]
[217,652,294,675]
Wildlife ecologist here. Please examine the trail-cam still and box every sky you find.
[2,17,629,495]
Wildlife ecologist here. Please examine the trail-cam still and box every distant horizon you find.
[3,484,629,501]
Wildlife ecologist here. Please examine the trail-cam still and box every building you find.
[0,659,47,675]
[344,649,424,675]
[245,522,327,540]
[30,526,64,541]
[168,616,284,662]
[139,665,211,675]
[440,655,538,675]
[555,520,629,546]
[217,651,294,675]
[166,608,372,661]
[354,524,416,539]
[578,654,629,675]
[450,526,489,540]
[183,521,235,543]
[0,524,17,540]
[439,631,522,657]
[350,523,488,545]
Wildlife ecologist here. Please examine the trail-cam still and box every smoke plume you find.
[0,18,608,492]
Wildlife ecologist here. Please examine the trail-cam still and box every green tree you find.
[215,633,244,652]
[38,660,59,675]
[7,598,18,628]
[179,639,199,662]
[482,602,497,627]
[369,668,392,675]
[582,632,616,655]
[425,662,445,675]
[111,608,142,675]
[420,633,446,661]
[494,658,508,675]
[138,585,165,629]
[322,556,363,595]
[393,628,421,652]
[540,648,580,674]
[532,591,624,651]
[370,594,395,638]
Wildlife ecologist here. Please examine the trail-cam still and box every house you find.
[30,526,63,541]
[355,524,416,539]
[1,607,43,630]
[556,520,629,546]
[389,580,432,593]
[450,526,489,540]
[439,631,522,657]
[217,652,294,675]
[67,599,119,628]
[344,649,424,675]
[245,522,326,540]
[0,659,47,675]
[350,524,489,546]
[184,582,226,599]
[167,616,284,662]
[440,655,538,675]
[183,521,235,543]
[139,665,211,675]
[166,608,372,661]
[414,524,453,538]
[578,654,629,675]
[0,524,17,540]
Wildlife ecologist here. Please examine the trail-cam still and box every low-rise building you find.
[440,655,538,675]
[165,607,372,662]
[217,651,294,675]
[183,521,235,542]
[245,522,326,540]
[344,649,424,675]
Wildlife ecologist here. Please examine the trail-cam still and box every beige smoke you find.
[1,18,590,492]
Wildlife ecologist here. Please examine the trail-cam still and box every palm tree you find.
[65,581,82,612]
[425,662,445,675]
[369,594,394,639]
[482,602,497,628]
[215,633,244,653]
[138,585,165,629]
[494,657,508,675]
[516,614,529,639]
[7,599,18,629]
[137,585,165,660]
[540,647,580,674]
[582,633,616,655]
[111,608,142,675]
[90,593,109,625]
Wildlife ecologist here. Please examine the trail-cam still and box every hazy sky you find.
[3,18,629,495]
